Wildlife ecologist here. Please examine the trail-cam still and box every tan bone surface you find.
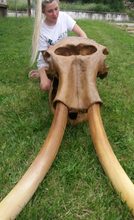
[43,36,109,125]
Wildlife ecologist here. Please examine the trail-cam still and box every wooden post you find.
[27,0,31,17]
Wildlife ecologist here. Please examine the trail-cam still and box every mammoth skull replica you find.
[44,36,109,125]
[0,37,134,220]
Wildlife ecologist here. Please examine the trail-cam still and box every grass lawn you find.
[0,17,134,220]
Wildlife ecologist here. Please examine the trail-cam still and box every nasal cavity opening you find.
[55,44,97,56]
[68,112,78,120]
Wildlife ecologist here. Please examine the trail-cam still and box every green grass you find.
[0,17,134,219]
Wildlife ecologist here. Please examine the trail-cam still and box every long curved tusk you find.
[0,102,68,220]
[88,103,134,215]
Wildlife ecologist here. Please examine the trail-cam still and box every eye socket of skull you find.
[43,51,51,62]
[103,48,109,55]
[54,45,97,56]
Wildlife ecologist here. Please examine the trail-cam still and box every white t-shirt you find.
[37,11,76,68]
[39,11,76,51]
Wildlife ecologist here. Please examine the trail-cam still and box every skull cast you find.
[43,36,109,125]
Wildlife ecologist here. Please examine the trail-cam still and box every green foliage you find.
[7,0,125,13]
[0,17,134,219]
[60,0,124,12]
[126,8,134,19]
[81,0,124,11]
[7,0,27,11]
[88,3,111,12]
[60,1,124,12]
